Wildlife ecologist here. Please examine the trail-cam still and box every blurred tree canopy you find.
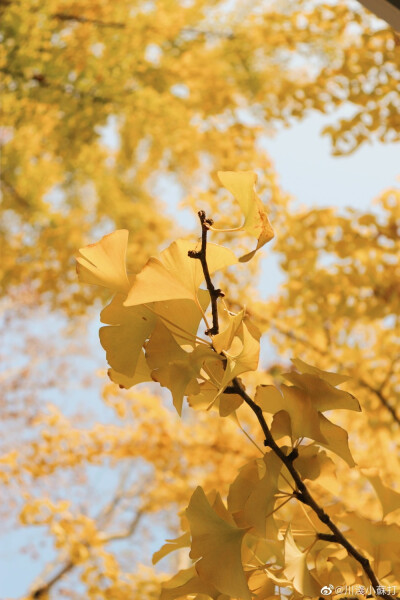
[1,0,399,310]
[0,1,399,599]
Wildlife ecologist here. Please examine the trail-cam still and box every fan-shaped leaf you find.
[76,229,131,293]
[217,171,274,262]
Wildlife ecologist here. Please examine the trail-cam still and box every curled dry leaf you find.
[217,171,274,262]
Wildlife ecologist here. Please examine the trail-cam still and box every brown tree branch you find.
[358,378,400,427]
[188,210,225,336]
[50,13,235,38]
[192,215,398,599]
[52,12,125,28]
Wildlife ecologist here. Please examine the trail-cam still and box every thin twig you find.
[193,213,398,599]
[52,12,125,27]
[188,210,225,336]
[29,506,143,598]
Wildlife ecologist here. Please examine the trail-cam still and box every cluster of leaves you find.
[76,173,400,599]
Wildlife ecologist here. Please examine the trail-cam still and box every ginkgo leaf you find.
[217,318,260,397]
[76,229,131,293]
[290,358,350,387]
[99,295,156,376]
[227,455,282,539]
[101,291,209,384]
[188,378,243,417]
[248,571,276,600]
[243,453,282,538]
[213,310,245,354]
[210,491,237,526]
[217,171,274,262]
[318,413,355,467]
[364,471,400,518]
[151,289,210,345]
[152,532,191,565]
[108,351,152,389]
[256,386,283,413]
[339,513,400,562]
[100,302,156,377]
[270,410,292,443]
[282,371,360,413]
[124,239,236,307]
[186,486,251,600]
[295,447,339,496]
[284,526,321,597]
[256,385,326,444]
[146,322,220,415]
[159,566,222,600]
[228,460,259,517]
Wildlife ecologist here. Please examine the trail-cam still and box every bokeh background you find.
[1,0,399,597]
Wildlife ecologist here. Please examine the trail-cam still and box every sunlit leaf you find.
[339,513,400,562]
[146,322,219,415]
[283,371,360,413]
[159,566,223,600]
[188,378,243,417]
[76,230,131,293]
[290,358,350,387]
[100,301,156,377]
[318,413,355,467]
[187,486,251,600]
[217,318,260,396]
[217,171,274,262]
[364,471,400,518]
[152,532,190,565]
[284,526,321,597]
[124,239,236,307]
[108,351,152,389]
[256,384,326,444]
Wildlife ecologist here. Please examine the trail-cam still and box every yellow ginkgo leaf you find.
[101,290,209,386]
[217,171,274,262]
[124,239,236,307]
[76,229,131,294]
[270,410,292,444]
[295,447,339,495]
[256,385,326,444]
[284,526,321,597]
[339,513,400,562]
[363,470,400,518]
[187,486,251,600]
[159,566,222,600]
[290,358,350,387]
[318,413,355,467]
[146,322,219,415]
[213,310,245,354]
[151,289,210,346]
[107,351,152,389]
[152,532,191,565]
[282,371,360,413]
[100,297,156,377]
[243,453,282,538]
[217,318,261,397]
[188,377,243,417]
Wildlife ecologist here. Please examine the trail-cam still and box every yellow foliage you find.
[2,1,400,598]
